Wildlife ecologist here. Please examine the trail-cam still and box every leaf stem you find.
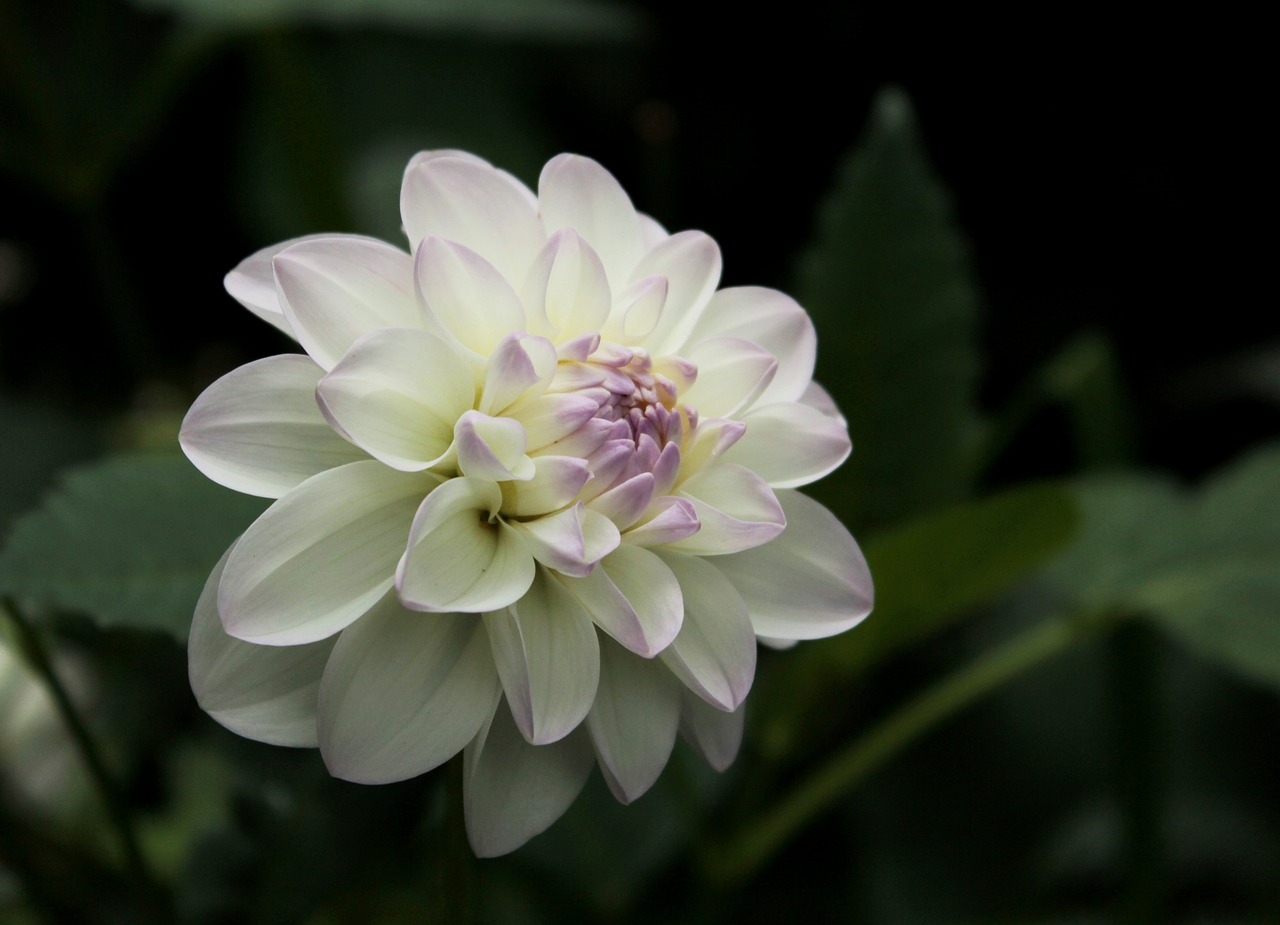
[0,599,152,891]
[703,612,1110,885]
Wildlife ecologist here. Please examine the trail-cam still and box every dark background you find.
[2,2,1276,923]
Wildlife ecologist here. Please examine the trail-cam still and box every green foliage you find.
[0,456,266,638]
[1045,443,1280,690]
[797,86,982,530]
[837,482,1081,673]
[0,395,101,535]
[237,37,560,246]
[758,484,1080,755]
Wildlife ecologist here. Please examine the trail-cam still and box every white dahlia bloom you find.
[182,150,872,856]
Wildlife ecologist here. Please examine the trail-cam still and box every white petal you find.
[316,328,475,471]
[669,464,785,555]
[396,477,535,613]
[534,416,615,459]
[464,698,595,858]
[401,154,544,284]
[656,551,756,711]
[684,286,817,405]
[415,237,528,357]
[498,455,592,518]
[587,473,655,530]
[800,380,846,424]
[586,637,680,803]
[181,354,366,498]
[317,599,497,783]
[637,212,669,249]
[679,688,745,772]
[678,417,746,477]
[538,154,645,294]
[219,462,436,645]
[621,496,700,548]
[678,335,777,419]
[556,544,683,658]
[632,230,722,356]
[719,401,852,489]
[189,548,333,746]
[511,504,619,577]
[483,569,599,745]
[224,234,332,337]
[479,334,558,416]
[606,275,667,344]
[712,489,873,640]
[405,149,492,170]
[273,236,420,370]
[454,412,535,482]
[507,392,601,452]
[522,230,612,339]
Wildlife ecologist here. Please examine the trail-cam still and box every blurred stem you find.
[974,329,1137,479]
[0,600,152,893]
[1108,621,1167,924]
[703,611,1111,886]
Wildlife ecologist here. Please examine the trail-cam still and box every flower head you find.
[182,150,873,856]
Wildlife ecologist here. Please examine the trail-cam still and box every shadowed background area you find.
[0,1,1275,923]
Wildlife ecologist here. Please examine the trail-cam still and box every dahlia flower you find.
[182,150,872,856]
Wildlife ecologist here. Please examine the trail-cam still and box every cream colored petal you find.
[181,354,366,498]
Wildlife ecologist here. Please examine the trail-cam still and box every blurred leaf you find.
[0,395,101,535]
[236,36,558,245]
[838,483,1080,673]
[138,742,234,880]
[758,484,1080,756]
[129,0,647,41]
[0,456,266,638]
[514,749,719,918]
[1138,567,1280,705]
[797,86,982,529]
[1044,443,1280,692]
[978,330,1137,478]
[1041,477,1184,612]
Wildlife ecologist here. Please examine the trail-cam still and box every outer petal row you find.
[274,236,421,371]
[401,153,545,287]
[219,462,439,646]
[318,598,499,784]
[484,570,599,746]
[464,697,594,858]
[190,548,334,746]
[713,489,873,640]
[181,354,367,499]
[316,328,474,472]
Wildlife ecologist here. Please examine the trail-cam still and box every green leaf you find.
[0,395,102,534]
[1134,565,1280,691]
[235,37,561,245]
[796,86,982,530]
[0,456,267,638]
[1043,443,1280,691]
[831,483,1081,674]
[757,484,1079,756]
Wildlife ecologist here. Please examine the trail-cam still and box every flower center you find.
[592,348,685,450]
[583,342,701,452]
